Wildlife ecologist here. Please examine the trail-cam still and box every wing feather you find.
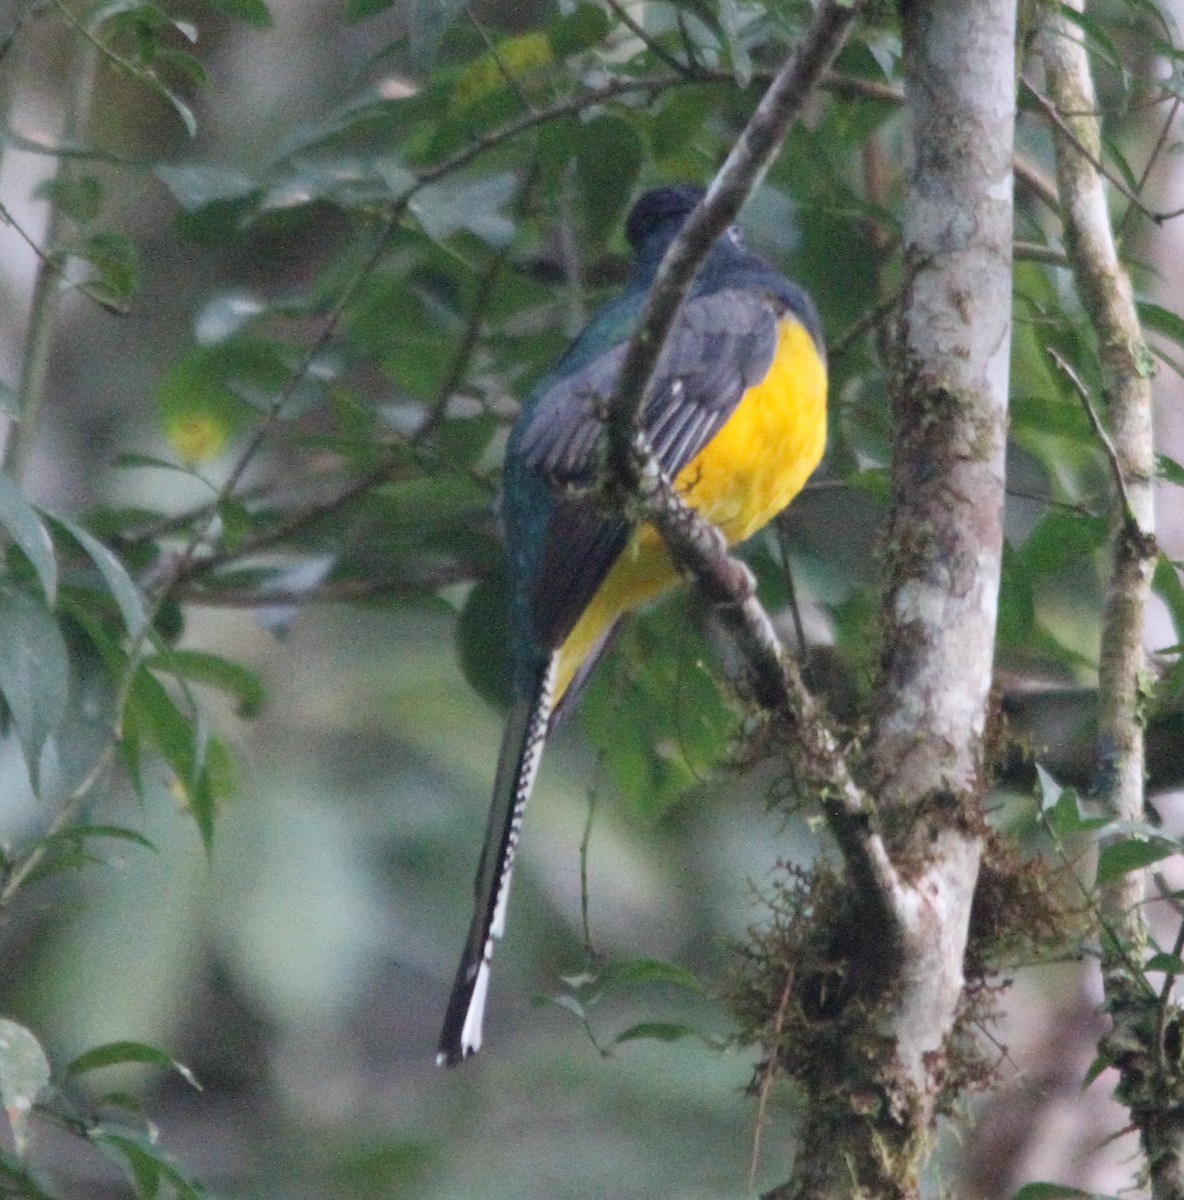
[517,288,782,663]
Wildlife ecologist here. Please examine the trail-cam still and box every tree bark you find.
[774,2,1016,1196]
[879,0,1014,1160]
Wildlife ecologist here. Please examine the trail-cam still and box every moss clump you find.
[726,861,900,1098]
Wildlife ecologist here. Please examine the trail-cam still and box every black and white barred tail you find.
[436,656,558,1066]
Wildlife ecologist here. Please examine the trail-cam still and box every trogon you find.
[438,183,827,1066]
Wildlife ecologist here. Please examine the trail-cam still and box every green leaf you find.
[1145,952,1184,975]
[76,229,142,307]
[610,1021,703,1046]
[155,163,258,212]
[191,735,237,854]
[582,605,737,819]
[599,956,705,994]
[204,0,272,25]
[1154,554,1184,640]
[160,86,198,139]
[91,1128,208,1200]
[0,1019,50,1158]
[346,0,395,17]
[50,516,147,637]
[548,993,588,1021]
[1035,762,1067,813]
[126,665,202,793]
[114,451,195,473]
[0,472,57,605]
[457,575,510,709]
[1053,5,1124,68]
[448,32,552,116]
[216,497,253,550]
[574,115,644,241]
[155,343,265,463]
[718,0,756,85]
[1139,300,1184,351]
[1017,509,1108,577]
[1036,765,1108,839]
[1082,1050,1110,1089]
[549,3,610,57]
[65,1040,200,1089]
[410,173,517,247]
[1011,1184,1096,1200]
[260,156,416,212]
[145,649,266,717]
[407,0,467,67]
[1159,454,1184,488]
[20,823,155,887]
[1096,836,1179,885]
[35,174,104,223]
[0,586,69,788]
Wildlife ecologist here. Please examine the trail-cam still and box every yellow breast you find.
[554,316,827,701]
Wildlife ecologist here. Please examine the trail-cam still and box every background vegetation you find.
[0,0,1180,1196]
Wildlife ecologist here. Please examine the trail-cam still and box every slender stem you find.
[0,742,116,907]
[579,758,603,955]
[1023,73,1184,224]
[4,40,98,481]
[603,0,697,78]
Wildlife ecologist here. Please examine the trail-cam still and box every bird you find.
[437,183,827,1066]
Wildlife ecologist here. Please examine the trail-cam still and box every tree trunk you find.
[772,2,1016,1195]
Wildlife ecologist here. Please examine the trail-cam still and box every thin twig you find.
[1022,74,1184,225]
[748,965,794,1192]
[579,754,605,955]
[603,2,869,476]
[414,239,514,443]
[1115,93,1182,240]
[465,8,537,113]
[774,514,808,653]
[829,285,902,361]
[1046,346,1137,525]
[1014,149,1061,212]
[0,740,117,908]
[4,39,98,481]
[603,0,698,78]
[1014,239,1070,267]
[1042,4,1167,1191]
[178,568,479,607]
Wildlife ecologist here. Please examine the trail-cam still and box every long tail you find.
[437,655,558,1066]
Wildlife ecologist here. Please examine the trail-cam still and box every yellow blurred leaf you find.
[449,32,552,114]
[164,410,231,463]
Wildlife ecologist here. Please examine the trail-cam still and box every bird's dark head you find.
[625,184,706,254]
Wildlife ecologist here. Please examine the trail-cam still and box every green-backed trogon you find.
[438,183,827,1065]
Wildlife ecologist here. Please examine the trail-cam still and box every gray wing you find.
[516,288,781,654]
[517,288,781,488]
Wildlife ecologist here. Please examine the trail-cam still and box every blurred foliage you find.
[0,0,1177,1196]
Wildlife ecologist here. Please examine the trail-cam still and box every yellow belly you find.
[554,317,827,701]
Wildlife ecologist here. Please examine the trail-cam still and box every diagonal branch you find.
[588,0,897,913]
